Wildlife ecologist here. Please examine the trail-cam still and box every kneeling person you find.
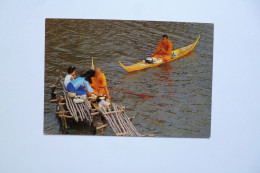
[150,35,173,62]
[67,70,100,96]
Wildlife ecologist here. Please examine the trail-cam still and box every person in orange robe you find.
[90,67,111,100]
[150,35,173,62]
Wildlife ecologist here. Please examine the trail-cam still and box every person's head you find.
[162,35,168,43]
[81,70,95,83]
[95,67,102,76]
[67,66,76,75]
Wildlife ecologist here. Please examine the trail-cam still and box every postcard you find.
[44,19,213,138]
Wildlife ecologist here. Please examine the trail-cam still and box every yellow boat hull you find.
[119,35,200,72]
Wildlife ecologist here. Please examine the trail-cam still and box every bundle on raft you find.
[50,75,142,136]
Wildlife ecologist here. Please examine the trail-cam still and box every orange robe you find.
[90,72,109,96]
[152,39,173,62]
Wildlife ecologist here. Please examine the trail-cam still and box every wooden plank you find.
[96,124,108,130]
[91,112,99,116]
[59,115,73,118]
[91,109,97,113]
[102,110,124,115]
[116,132,129,136]
[51,99,58,103]
[56,111,70,115]
[58,103,65,106]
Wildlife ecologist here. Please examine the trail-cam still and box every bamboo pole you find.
[79,104,89,121]
[110,113,122,133]
[56,111,70,115]
[59,114,73,118]
[116,104,141,136]
[91,109,97,112]
[102,110,124,115]
[64,92,79,122]
[100,106,114,131]
[63,91,78,122]
[58,103,65,106]
[74,102,84,121]
[51,99,58,103]
[84,102,92,120]
[99,103,127,135]
[108,105,123,134]
[124,115,140,136]
[50,75,62,88]
[113,103,134,136]
[100,105,119,134]
[112,103,127,134]
[96,124,108,130]
[91,112,99,116]
[78,103,86,120]
[81,102,92,120]
[78,104,86,120]
[116,133,129,136]
[69,99,80,121]
[105,105,122,133]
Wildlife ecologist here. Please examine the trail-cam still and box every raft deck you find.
[50,75,141,136]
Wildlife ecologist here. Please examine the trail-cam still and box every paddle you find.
[108,88,154,98]
[151,49,163,57]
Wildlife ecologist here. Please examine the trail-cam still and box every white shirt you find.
[64,74,73,87]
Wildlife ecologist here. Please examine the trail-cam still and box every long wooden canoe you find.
[119,35,200,72]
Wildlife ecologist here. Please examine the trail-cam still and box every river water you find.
[44,19,213,138]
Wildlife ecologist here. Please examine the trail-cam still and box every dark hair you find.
[162,35,168,39]
[81,70,95,83]
[67,66,76,74]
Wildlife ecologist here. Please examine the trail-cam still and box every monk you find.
[150,35,173,62]
[90,67,111,100]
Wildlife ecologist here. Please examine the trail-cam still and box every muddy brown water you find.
[44,19,213,138]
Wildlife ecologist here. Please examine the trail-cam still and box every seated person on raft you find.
[90,67,111,100]
[66,70,101,96]
[64,66,76,88]
[150,35,173,62]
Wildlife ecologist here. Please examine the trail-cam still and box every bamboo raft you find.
[50,75,142,136]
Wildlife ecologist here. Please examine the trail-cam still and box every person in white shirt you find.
[64,66,76,87]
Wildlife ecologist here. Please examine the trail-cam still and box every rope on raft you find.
[99,103,141,137]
